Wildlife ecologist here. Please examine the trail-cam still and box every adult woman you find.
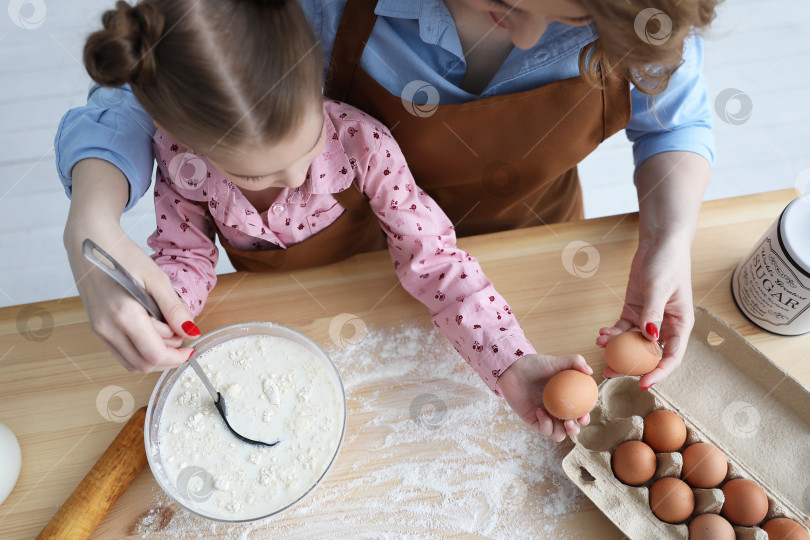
[58,0,717,441]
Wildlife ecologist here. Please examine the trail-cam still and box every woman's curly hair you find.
[578,0,721,94]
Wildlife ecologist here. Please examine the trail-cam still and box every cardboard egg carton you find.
[563,307,810,539]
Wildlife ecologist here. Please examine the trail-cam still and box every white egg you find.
[0,423,21,506]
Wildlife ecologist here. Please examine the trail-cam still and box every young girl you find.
[83,0,593,440]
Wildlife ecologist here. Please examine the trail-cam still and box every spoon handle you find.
[81,239,165,323]
[186,356,220,403]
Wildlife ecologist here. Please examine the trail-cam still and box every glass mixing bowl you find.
[144,321,346,522]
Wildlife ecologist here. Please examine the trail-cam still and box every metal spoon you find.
[82,238,279,447]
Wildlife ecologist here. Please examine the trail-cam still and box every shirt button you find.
[271,203,285,215]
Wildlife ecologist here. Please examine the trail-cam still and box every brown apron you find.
[325,0,632,237]
[218,181,386,272]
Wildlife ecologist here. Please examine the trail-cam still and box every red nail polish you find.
[640,383,654,390]
[187,349,195,361]
[182,321,201,337]
[645,322,659,340]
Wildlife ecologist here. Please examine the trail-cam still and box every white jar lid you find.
[780,195,810,274]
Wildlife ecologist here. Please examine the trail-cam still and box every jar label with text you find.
[733,237,810,332]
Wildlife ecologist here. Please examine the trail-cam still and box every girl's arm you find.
[63,158,197,372]
[356,125,535,394]
[596,151,710,389]
[148,166,219,319]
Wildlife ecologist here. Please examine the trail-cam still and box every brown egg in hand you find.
[611,440,656,486]
[688,513,735,540]
[643,409,687,452]
[649,477,694,524]
[542,369,599,421]
[762,517,810,540]
[721,478,769,527]
[682,443,728,488]
[604,330,662,376]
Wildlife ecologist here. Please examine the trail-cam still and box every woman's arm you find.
[56,85,157,210]
[597,151,711,388]
[64,158,198,372]
[602,32,714,388]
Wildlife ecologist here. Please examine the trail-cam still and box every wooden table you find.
[1,189,808,539]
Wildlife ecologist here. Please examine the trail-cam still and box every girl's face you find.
[458,0,593,49]
[206,105,327,193]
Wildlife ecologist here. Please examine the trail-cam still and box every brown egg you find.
[688,513,735,540]
[643,409,687,452]
[604,330,662,376]
[542,369,599,421]
[649,477,695,523]
[611,440,657,486]
[682,443,728,488]
[762,517,810,540]
[721,478,769,526]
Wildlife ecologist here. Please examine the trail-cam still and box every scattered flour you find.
[137,325,585,539]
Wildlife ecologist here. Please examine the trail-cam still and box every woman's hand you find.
[64,158,198,372]
[597,151,711,389]
[496,353,594,442]
[596,236,695,389]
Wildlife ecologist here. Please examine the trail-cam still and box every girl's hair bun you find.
[84,0,165,87]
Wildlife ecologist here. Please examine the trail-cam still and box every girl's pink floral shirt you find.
[148,100,535,394]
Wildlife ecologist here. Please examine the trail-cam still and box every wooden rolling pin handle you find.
[36,406,148,540]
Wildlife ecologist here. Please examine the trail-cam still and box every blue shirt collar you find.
[376,0,463,56]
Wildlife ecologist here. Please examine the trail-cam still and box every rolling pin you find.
[36,406,148,540]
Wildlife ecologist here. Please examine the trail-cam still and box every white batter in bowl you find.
[145,322,346,522]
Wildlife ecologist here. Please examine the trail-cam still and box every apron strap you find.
[324,0,379,101]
